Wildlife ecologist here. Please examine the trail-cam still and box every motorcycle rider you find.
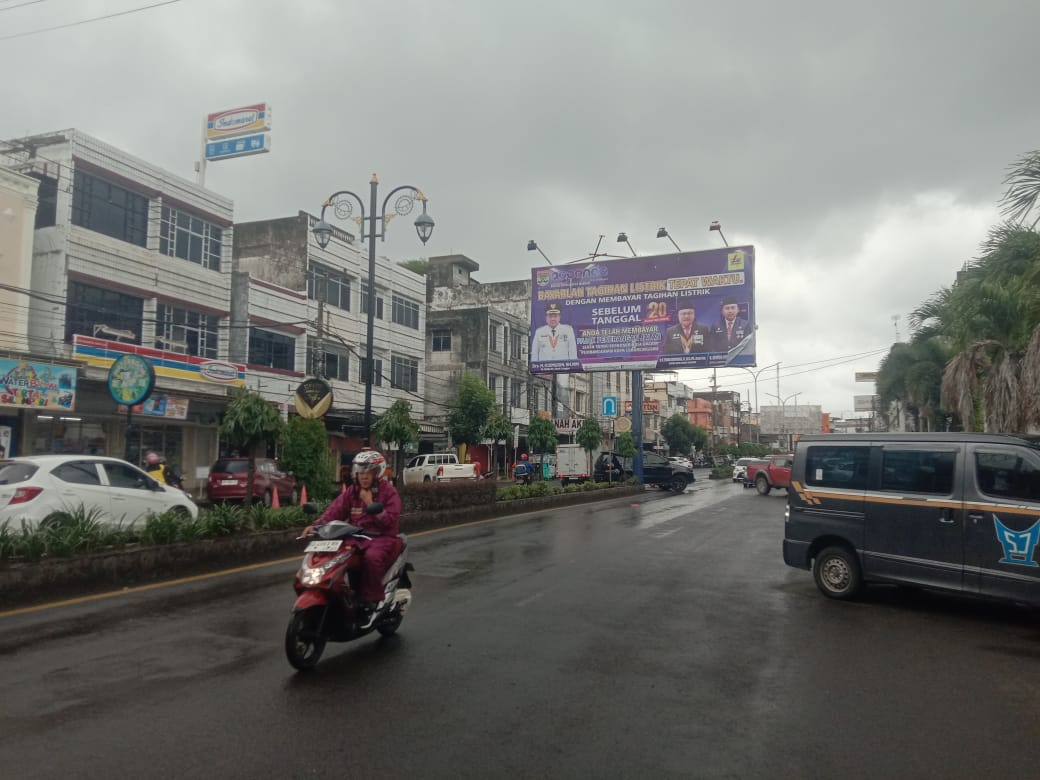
[303,449,403,627]
[514,452,533,484]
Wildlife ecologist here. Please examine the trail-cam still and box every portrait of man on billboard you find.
[709,295,751,353]
[531,303,578,362]
[661,300,711,354]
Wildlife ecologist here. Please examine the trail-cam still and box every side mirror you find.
[302,502,319,515]
[365,501,383,515]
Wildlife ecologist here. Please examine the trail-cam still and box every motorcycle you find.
[285,502,414,671]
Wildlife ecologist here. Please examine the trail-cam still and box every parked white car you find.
[0,455,198,529]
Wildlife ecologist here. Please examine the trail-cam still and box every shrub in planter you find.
[400,481,498,513]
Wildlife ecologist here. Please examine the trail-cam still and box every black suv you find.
[593,451,693,493]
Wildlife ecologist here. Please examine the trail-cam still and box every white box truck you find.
[555,444,591,486]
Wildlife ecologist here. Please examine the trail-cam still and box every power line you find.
[0,0,183,41]
[0,1,48,14]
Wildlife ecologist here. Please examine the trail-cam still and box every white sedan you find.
[0,455,198,529]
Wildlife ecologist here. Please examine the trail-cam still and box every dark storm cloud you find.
[1,0,1035,410]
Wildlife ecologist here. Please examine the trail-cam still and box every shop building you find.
[0,130,240,492]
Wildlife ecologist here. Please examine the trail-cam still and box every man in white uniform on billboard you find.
[531,303,578,363]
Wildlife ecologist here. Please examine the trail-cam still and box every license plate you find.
[305,540,342,552]
[220,479,237,486]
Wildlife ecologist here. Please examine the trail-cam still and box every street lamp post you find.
[766,391,801,451]
[733,361,780,443]
[312,175,434,445]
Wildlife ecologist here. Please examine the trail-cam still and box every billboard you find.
[855,372,878,382]
[0,359,77,410]
[529,246,756,374]
[854,395,879,412]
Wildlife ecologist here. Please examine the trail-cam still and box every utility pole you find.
[711,368,718,456]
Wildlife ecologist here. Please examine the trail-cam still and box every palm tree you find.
[1001,150,1040,229]
[937,276,1039,431]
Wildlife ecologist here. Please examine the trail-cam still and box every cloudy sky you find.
[2,0,1037,417]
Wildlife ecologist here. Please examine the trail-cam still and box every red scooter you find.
[285,503,413,671]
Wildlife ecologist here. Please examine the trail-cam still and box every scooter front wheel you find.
[285,607,327,670]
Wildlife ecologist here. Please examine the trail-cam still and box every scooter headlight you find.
[301,567,324,586]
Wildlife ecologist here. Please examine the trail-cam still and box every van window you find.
[804,445,870,489]
[976,451,1040,501]
[881,449,956,494]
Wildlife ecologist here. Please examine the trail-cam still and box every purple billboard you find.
[529,246,756,374]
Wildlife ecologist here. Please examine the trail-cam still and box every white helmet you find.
[352,450,386,480]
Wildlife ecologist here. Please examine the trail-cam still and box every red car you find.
[206,457,298,506]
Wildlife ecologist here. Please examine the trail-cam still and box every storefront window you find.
[31,415,107,455]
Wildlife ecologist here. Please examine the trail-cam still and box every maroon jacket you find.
[315,479,402,536]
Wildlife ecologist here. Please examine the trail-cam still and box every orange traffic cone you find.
[271,487,280,509]
[300,484,308,505]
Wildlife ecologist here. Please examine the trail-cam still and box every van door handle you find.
[968,512,985,524]
[938,508,955,524]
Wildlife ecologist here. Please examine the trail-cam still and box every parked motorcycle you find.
[285,503,414,671]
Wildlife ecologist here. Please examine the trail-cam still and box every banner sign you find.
[854,395,880,412]
[530,246,756,374]
[0,359,77,410]
[553,418,583,434]
[855,372,878,382]
[118,395,190,420]
[624,400,660,413]
[73,335,245,387]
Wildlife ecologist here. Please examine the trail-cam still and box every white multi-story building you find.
[0,130,238,489]
[232,212,428,457]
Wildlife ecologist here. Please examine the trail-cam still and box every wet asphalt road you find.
[3,479,1040,779]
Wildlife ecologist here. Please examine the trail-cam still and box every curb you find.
[0,484,645,609]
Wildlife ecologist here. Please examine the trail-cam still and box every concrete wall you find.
[0,168,38,352]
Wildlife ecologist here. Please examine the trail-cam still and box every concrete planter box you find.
[0,484,643,609]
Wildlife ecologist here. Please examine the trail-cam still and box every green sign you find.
[107,354,155,406]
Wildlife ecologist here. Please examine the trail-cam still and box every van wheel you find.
[755,475,771,495]
[813,546,862,600]
[423,475,432,483]
[669,475,689,493]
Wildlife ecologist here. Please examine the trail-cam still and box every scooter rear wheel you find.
[376,607,404,637]
[285,607,327,670]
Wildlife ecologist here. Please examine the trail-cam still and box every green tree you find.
[616,431,637,458]
[482,411,512,478]
[398,258,430,275]
[448,372,496,460]
[575,417,603,471]
[527,415,558,479]
[660,413,697,455]
[371,399,421,483]
[280,417,334,501]
[219,390,285,508]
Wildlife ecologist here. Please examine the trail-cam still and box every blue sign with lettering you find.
[205,133,271,161]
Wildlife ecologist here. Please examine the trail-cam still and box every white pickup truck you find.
[402,453,479,485]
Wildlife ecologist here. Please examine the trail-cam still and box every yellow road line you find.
[0,513,517,619]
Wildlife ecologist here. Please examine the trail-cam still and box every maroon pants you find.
[356,536,403,602]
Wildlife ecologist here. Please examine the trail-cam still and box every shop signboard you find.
[529,246,756,374]
[118,395,190,420]
[73,335,245,387]
[0,358,77,410]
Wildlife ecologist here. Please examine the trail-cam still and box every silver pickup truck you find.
[402,453,479,485]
